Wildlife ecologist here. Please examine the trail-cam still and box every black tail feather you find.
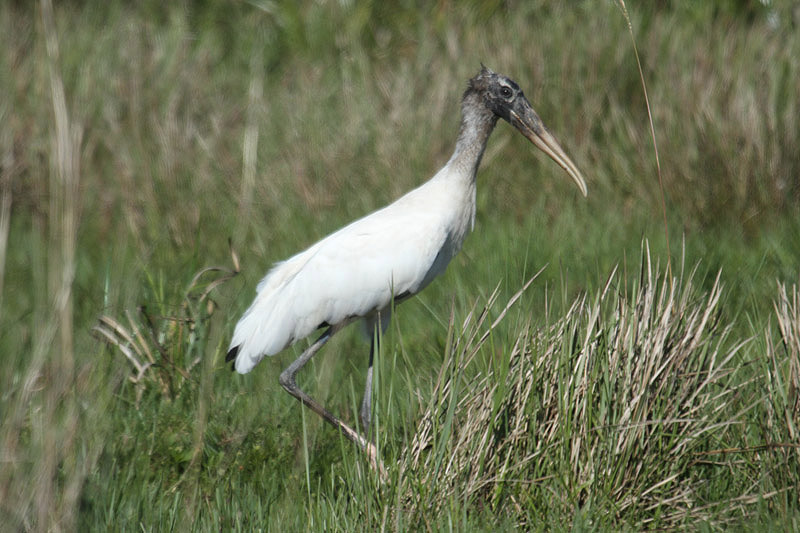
[226,345,239,371]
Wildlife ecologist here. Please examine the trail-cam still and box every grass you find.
[1,0,800,530]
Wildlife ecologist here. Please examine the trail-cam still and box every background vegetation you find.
[1,0,799,530]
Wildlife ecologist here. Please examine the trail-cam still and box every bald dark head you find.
[463,66,588,196]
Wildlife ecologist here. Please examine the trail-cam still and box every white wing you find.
[228,178,465,374]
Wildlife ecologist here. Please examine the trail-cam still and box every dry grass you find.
[0,2,87,530]
[93,254,238,405]
[396,248,778,528]
[760,282,800,493]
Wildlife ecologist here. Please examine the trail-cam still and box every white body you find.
[226,68,587,475]
[228,68,587,377]
[230,157,477,374]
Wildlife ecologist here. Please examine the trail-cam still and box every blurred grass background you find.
[1,0,799,530]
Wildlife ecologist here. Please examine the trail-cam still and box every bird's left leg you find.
[279,325,386,478]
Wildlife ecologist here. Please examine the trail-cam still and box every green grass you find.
[2,0,800,530]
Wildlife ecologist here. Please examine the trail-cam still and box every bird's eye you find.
[500,86,513,99]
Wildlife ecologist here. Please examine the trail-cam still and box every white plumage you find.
[229,161,475,373]
[226,66,587,473]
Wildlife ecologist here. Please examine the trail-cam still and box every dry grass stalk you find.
[399,255,748,527]
[773,281,800,431]
[762,281,800,496]
[94,262,237,405]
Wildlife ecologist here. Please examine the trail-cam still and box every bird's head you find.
[470,66,587,196]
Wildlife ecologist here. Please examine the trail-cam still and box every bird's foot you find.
[364,441,388,482]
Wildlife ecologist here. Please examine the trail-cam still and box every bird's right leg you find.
[359,330,377,439]
[279,326,386,478]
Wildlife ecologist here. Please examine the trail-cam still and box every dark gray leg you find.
[279,327,342,434]
[360,332,377,437]
[278,325,386,478]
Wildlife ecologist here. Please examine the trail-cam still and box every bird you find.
[226,66,587,474]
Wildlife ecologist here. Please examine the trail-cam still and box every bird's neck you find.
[446,90,499,183]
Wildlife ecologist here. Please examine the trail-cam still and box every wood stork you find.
[226,66,587,473]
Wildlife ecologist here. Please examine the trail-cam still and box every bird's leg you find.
[359,331,378,438]
[279,326,386,479]
[279,327,360,442]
